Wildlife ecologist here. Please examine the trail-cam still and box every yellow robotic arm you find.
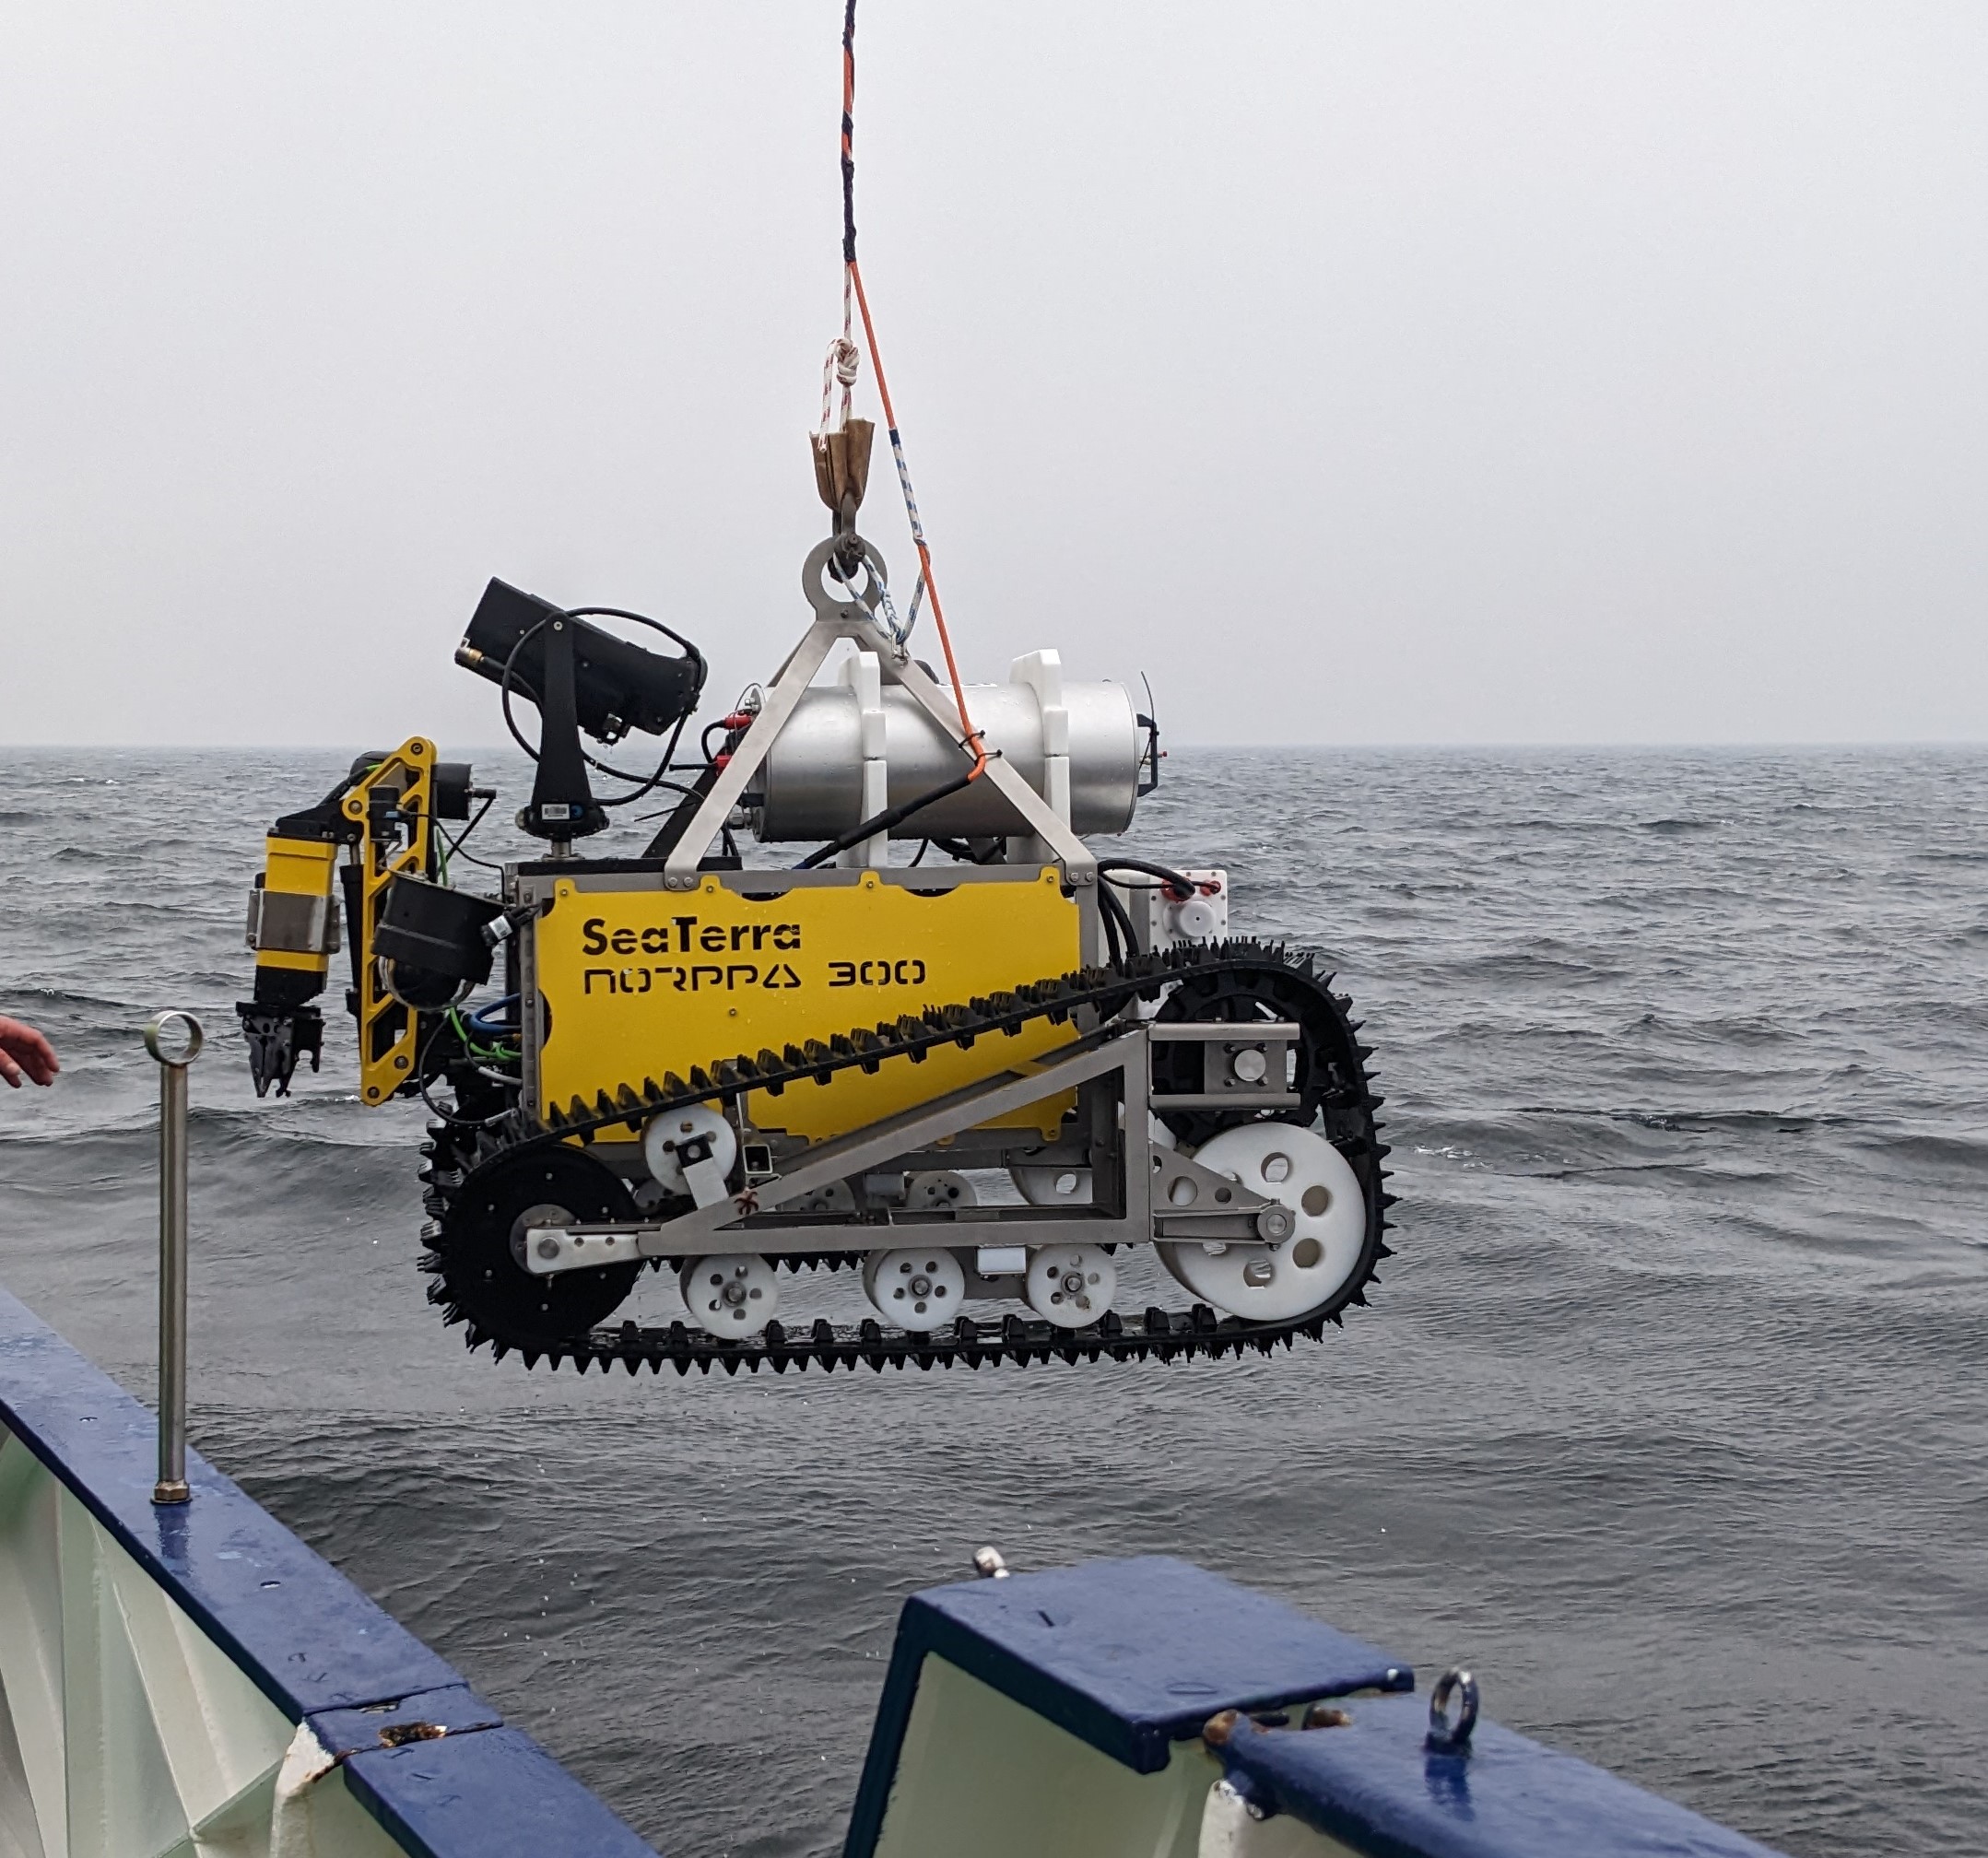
[238,740,480,1099]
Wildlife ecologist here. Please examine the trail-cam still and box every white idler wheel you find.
[779,1179,855,1217]
[641,1104,737,1201]
[677,1255,780,1336]
[905,1170,976,1212]
[1024,1243,1117,1329]
[1010,1162,1091,1208]
[1159,1123,1366,1321]
[862,1247,967,1330]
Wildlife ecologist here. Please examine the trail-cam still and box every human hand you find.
[0,1018,60,1088]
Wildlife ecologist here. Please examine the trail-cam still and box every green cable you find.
[446,1005,517,1064]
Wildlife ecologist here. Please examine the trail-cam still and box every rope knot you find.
[819,325,863,432]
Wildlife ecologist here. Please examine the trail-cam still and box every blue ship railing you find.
[0,1286,658,1858]
[846,1556,1793,1858]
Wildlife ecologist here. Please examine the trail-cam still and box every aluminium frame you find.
[523,1018,1303,1274]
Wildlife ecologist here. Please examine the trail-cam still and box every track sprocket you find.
[1148,950,1387,1329]
[428,1147,642,1347]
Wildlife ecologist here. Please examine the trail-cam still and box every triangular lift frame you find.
[659,535,1098,894]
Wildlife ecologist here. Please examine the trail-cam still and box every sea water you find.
[1,745,1982,1856]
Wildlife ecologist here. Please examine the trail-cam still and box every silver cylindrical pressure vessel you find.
[755,680,1140,841]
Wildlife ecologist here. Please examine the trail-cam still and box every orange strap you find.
[838,1,985,778]
[846,261,985,776]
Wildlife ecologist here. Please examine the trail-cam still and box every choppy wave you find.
[2,743,1984,1858]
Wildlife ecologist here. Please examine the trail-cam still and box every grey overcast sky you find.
[3,2,1984,747]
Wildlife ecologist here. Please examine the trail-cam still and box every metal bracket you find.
[1148,1020,1301,1111]
[244,888,341,956]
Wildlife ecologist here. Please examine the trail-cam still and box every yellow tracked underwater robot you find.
[239,533,1393,1374]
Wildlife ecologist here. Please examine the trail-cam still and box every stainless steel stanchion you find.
[142,1010,204,1506]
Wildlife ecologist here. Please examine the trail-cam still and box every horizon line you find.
[4,737,1986,756]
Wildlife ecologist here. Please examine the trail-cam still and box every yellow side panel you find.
[535,869,1082,1142]
[264,836,336,896]
[253,950,324,975]
[253,836,337,978]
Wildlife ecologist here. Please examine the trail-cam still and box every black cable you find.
[907,838,930,867]
[553,606,710,809]
[841,0,858,265]
[794,761,983,869]
[436,792,503,874]
[568,605,705,682]
[496,605,708,806]
[627,779,710,821]
[415,1018,514,1128]
[1097,857,1198,898]
[1099,883,1126,968]
[498,617,549,760]
[594,705,696,813]
[929,834,1000,864]
[1098,880,1138,965]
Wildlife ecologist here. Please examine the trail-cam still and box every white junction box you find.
[1114,866,1229,953]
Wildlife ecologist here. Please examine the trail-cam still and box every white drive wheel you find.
[862,1247,967,1330]
[1159,1123,1366,1321]
[678,1254,780,1336]
[905,1170,976,1212]
[1025,1243,1117,1329]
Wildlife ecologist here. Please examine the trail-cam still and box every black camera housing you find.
[456,580,700,745]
